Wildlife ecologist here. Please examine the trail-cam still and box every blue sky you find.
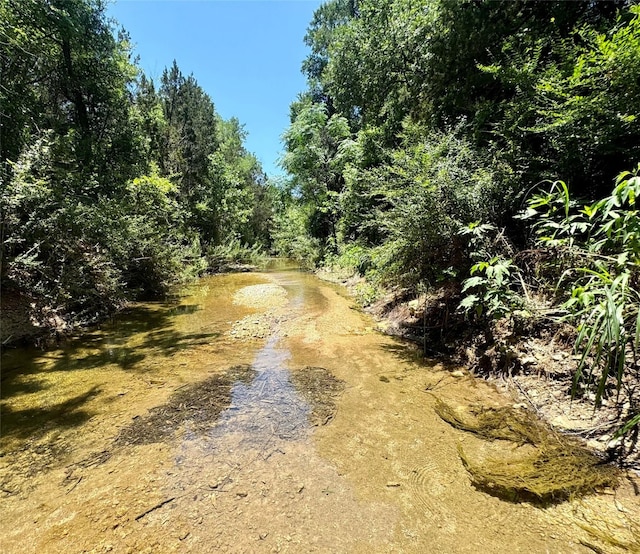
[107,0,323,178]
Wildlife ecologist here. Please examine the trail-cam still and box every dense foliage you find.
[3,0,639,428]
[1,0,273,329]
[277,0,640,420]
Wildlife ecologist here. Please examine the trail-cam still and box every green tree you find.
[134,74,167,170]
[1,0,269,338]
[281,98,356,251]
[159,61,219,210]
[302,0,358,106]
[324,0,436,137]
[211,117,269,245]
[528,5,640,195]
[1,0,145,193]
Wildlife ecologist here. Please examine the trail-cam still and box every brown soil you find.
[232,284,289,310]
[228,283,289,339]
[0,290,63,346]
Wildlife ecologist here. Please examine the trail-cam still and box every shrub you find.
[376,128,513,288]
[205,238,266,271]
[523,166,640,408]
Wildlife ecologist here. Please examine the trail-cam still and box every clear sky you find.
[106,0,323,178]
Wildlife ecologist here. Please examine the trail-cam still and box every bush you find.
[270,204,323,267]
[2,147,206,323]
[523,167,640,409]
[375,128,514,287]
[205,238,266,271]
[329,244,374,276]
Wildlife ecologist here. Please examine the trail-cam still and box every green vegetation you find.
[276,0,640,433]
[1,0,274,334]
[519,168,640,407]
[2,0,638,436]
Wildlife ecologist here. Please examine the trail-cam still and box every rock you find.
[607,437,623,450]
[587,439,602,451]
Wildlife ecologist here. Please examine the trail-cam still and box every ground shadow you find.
[1,386,101,441]
[0,303,218,399]
[380,341,448,370]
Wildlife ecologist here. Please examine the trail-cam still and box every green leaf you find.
[459,294,480,310]
[461,276,484,292]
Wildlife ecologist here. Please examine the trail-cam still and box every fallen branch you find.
[65,476,82,495]
[511,378,543,417]
[135,497,175,521]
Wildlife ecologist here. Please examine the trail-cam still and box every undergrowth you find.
[460,166,640,438]
[205,238,268,271]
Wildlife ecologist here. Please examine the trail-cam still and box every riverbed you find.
[1,267,638,553]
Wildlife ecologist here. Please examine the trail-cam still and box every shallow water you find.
[1,269,638,553]
[208,337,311,446]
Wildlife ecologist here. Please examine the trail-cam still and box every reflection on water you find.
[205,337,311,448]
[263,258,303,272]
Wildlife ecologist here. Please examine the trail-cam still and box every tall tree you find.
[281,98,355,249]
[302,0,358,106]
[1,0,144,194]
[157,61,220,237]
[1,1,269,338]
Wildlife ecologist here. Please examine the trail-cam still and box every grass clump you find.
[577,515,640,554]
[435,399,620,503]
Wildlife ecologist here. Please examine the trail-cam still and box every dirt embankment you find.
[1,287,134,349]
[0,291,73,348]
